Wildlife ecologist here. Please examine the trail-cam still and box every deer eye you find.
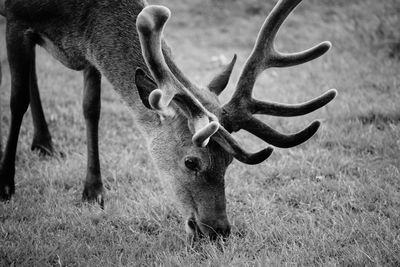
[184,156,202,172]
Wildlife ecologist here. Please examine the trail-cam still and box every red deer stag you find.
[0,0,336,239]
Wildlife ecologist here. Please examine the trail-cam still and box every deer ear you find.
[207,54,237,96]
[135,68,158,109]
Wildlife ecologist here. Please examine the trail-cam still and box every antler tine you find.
[213,127,274,165]
[251,89,337,117]
[242,117,321,148]
[137,6,220,147]
[271,41,331,68]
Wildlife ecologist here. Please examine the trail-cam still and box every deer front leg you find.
[29,47,56,157]
[0,24,33,200]
[81,66,104,207]
[0,62,3,159]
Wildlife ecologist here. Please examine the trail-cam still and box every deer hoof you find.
[31,143,65,159]
[82,184,105,209]
[0,182,15,201]
[0,167,15,201]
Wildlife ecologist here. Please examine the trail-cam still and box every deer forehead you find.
[149,121,230,170]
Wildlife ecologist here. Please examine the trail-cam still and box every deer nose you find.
[214,224,231,238]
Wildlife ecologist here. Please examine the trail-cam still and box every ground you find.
[0,0,399,266]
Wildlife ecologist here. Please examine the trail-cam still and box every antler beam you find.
[137,6,219,146]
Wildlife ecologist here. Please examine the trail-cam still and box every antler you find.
[221,0,337,149]
[137,6,219,147]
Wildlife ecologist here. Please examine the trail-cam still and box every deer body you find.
[0,0,336,239]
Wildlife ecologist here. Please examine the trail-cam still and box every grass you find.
[1,0,400,265]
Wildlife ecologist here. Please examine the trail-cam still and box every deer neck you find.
[85,24,191,137]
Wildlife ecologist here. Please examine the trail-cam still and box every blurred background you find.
[0,0,399,265]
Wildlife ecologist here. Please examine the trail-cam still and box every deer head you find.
[134,0,337,239]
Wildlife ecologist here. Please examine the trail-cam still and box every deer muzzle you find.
[186,215,231,240]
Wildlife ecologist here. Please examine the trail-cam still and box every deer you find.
[0,0,336,239]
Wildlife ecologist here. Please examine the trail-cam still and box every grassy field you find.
[1,0,400,266]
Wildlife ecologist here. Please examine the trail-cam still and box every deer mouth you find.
[186,216,231,241]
